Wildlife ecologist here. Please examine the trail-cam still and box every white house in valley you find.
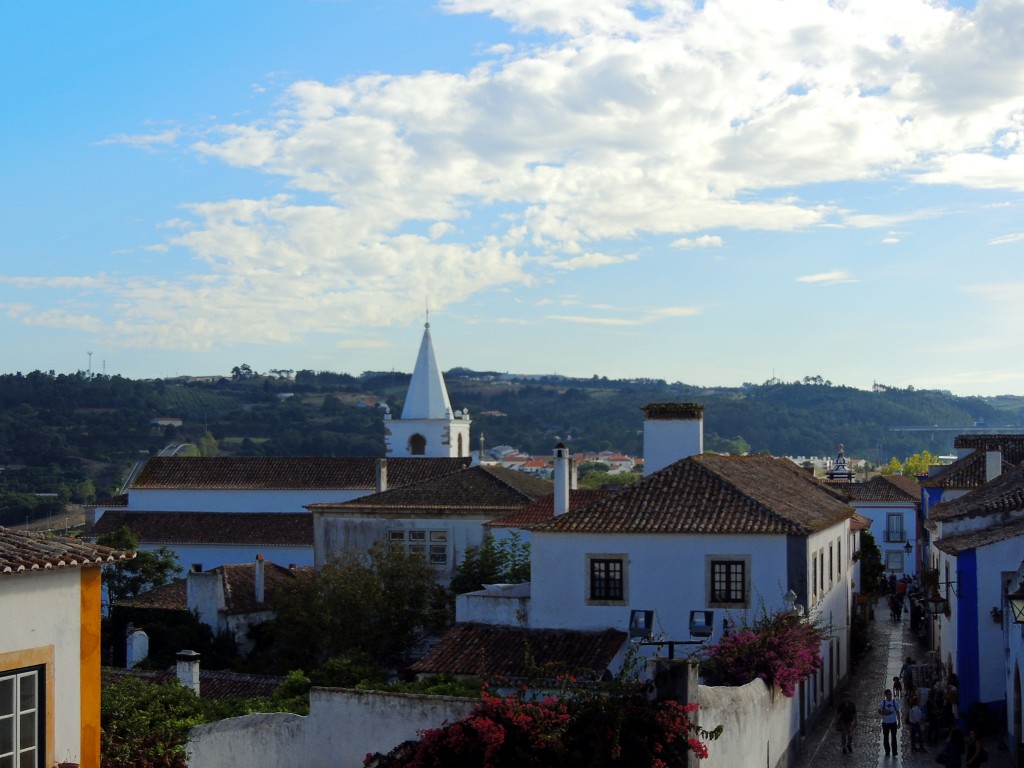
[86,323,475,572]
[1,528,131,768]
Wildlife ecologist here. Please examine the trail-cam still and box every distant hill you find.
[0,368,1020,526]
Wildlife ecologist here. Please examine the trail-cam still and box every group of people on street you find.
[834,654,985,764]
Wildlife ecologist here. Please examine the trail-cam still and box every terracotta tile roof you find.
[850,511,873,532]
[825,475,921,504]
[536,454,853,536]
[88,511,313,547]
[409,623,627,679]
[922,450,1017,491]
[486,489,618,529]
[116,561,313,613]
[0,527,133,575]
[931,462,1024,521]
[309,465,552,514]
[117,578,188,611]
[102,666,285,700]
[933,515,1024,556]
[218,562,313,614]
[130,456,471,490]
[953,434,1024,462]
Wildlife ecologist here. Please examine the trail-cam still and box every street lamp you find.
[1007,585,1024,624]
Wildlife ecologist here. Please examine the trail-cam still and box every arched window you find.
[457,433,464,457]
[409,434,426,455]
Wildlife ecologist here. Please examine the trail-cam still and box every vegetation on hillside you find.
[1,367,1018,527]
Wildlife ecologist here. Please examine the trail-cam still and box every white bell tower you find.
[384,321,471,458]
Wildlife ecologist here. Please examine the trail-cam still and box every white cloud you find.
[671,235,723,249]
[35,0,1024,351]
[882,231,903,244]
[989,232,1024,245]
[97,129,179,150]
[796,270,857,285]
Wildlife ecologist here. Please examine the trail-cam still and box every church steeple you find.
[384,320,471,458]
[401,321,453,420]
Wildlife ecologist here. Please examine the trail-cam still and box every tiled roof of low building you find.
[1,527,133,575]
[850,511,873,531]
[116,561,313,613]
[117,578,188,611]
[933,516,1024,556]
[409,623,627,679]
[309,465,552,514]
[88,511,312,547]
[487,489,618,529]
[825,475,921,504]
[536,454,853,535]
[930,462,1024,521]
[953,434,1024,462]
[102,666,285,700]
[922,450,1017,490]
[130,456,471,490]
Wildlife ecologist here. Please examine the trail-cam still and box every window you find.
[408,434,426,455]
[711,560,746,604]
[828,544,834,586]
[586,554,627,604]
[705,556,750,607]
[389,529,448,566]
[885,513,905,543]
[0,666,43,768]
[837,538,842,577]
[812,553,818,598]
[885,550,905,572]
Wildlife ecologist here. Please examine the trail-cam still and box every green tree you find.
[271,541,451,670]
[76,478,97,504]
[197,431,219,457]
[97,526,182,605]
[101,677,203,768]
[901,450,935,477]
[577,470,641,489]
[879,457,902,476]
[449,533,531,595]
[856,530,885,595]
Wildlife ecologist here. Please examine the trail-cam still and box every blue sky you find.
[2,0,1023,396]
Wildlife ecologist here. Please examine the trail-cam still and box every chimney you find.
[642,403,704,476]
[126,629,149,669]
[376,458,388,493]
[176,650,201,696]
[553,443,570,516]
[570,456,578,490]
[986,450,1002,483]
[254,553,265,603]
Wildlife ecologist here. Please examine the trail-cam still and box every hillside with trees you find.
[1,367,1020,526]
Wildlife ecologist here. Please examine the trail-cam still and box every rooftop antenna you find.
[87,351,93,377]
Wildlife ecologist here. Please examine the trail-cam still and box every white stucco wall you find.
[314,513,488,581]
[187,688,478,768]
[186,676,818,768]
[528,531,792,641]
[0,568,83,765]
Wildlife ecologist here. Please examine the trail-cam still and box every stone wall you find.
[187,687,477,768]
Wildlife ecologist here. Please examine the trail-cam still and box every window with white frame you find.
[388,529,449,566]
[0,666,43,768]
[587,554,626,603]
[706,555,750,607]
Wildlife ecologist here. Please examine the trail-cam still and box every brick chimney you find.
[642,403,704,476]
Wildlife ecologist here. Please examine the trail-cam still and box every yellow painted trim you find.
[0,644,55,768]
[80,567,102,768]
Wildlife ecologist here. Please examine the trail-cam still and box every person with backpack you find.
[835,691,857,754]
[878,688,901,756]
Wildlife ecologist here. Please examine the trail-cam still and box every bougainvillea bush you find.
[699,610,829,697]
[366,671,720,768]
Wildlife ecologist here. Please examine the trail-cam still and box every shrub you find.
[699,610,828,697]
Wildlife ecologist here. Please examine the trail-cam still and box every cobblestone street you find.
[792,597,1015,768]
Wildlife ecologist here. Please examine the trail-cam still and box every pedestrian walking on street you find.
[878,688,902,756]
[835,691,857,754]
